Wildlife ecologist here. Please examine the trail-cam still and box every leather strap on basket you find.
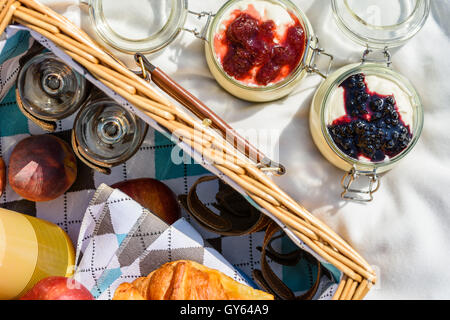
[252,222,322,300]
[16,41,58,132]
[16,87,58,132]
[70,129,112,175]
[179,176,270,236]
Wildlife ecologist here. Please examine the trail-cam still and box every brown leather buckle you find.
[179,176,270,236]
[252,222,323,300]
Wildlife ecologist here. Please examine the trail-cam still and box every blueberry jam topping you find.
[220,12,305,86]
[327,73,412,162]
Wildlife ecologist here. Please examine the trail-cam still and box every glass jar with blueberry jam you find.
[309,0,429,202]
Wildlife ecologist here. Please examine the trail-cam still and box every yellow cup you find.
[0,208,75,300]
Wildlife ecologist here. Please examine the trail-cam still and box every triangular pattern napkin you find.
[73,184,249,300]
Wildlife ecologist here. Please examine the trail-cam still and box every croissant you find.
[113,260,273,300]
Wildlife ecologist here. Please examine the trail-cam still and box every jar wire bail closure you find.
[306,37,334,79]
[341,165,380,202]
[182,10,215,41]
[361,45,392,68]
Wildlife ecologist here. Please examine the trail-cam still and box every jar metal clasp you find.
[361,46,392,68]
[182,10,215,41]
[341,165,380,202]
[306,36,334,79]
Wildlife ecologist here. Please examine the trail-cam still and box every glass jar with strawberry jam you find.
[309,0,430,202]
[83,0,332,102]
[205,0,332,102]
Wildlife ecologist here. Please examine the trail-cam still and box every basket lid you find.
[85,0,188,54]
[331,0,431,49]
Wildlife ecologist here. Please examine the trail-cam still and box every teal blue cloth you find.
[0,31,31,137]
[0,30,30,65]
[154,131,210,180]
[0,85,29,137]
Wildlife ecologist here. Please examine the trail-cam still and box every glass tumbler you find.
[16,52,89,131]
[72,95,148,173]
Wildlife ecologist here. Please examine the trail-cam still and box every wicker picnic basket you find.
[0,0,376,300]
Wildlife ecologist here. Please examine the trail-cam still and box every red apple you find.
[112,178,181,225]
[8,135,77,202]
[20,276,94,300]
[0,157,5,197]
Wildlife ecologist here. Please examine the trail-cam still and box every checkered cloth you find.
[0,26,339,299]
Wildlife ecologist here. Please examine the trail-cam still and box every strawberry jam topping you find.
[214,7,306,86]
[328,73,412,162]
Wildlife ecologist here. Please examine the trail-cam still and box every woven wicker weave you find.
[0,0,376,300]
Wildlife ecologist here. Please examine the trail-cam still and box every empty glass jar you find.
[81,0,188,54]
[331,0,431,48]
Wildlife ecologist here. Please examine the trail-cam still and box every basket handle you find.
[134,53,286,176]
